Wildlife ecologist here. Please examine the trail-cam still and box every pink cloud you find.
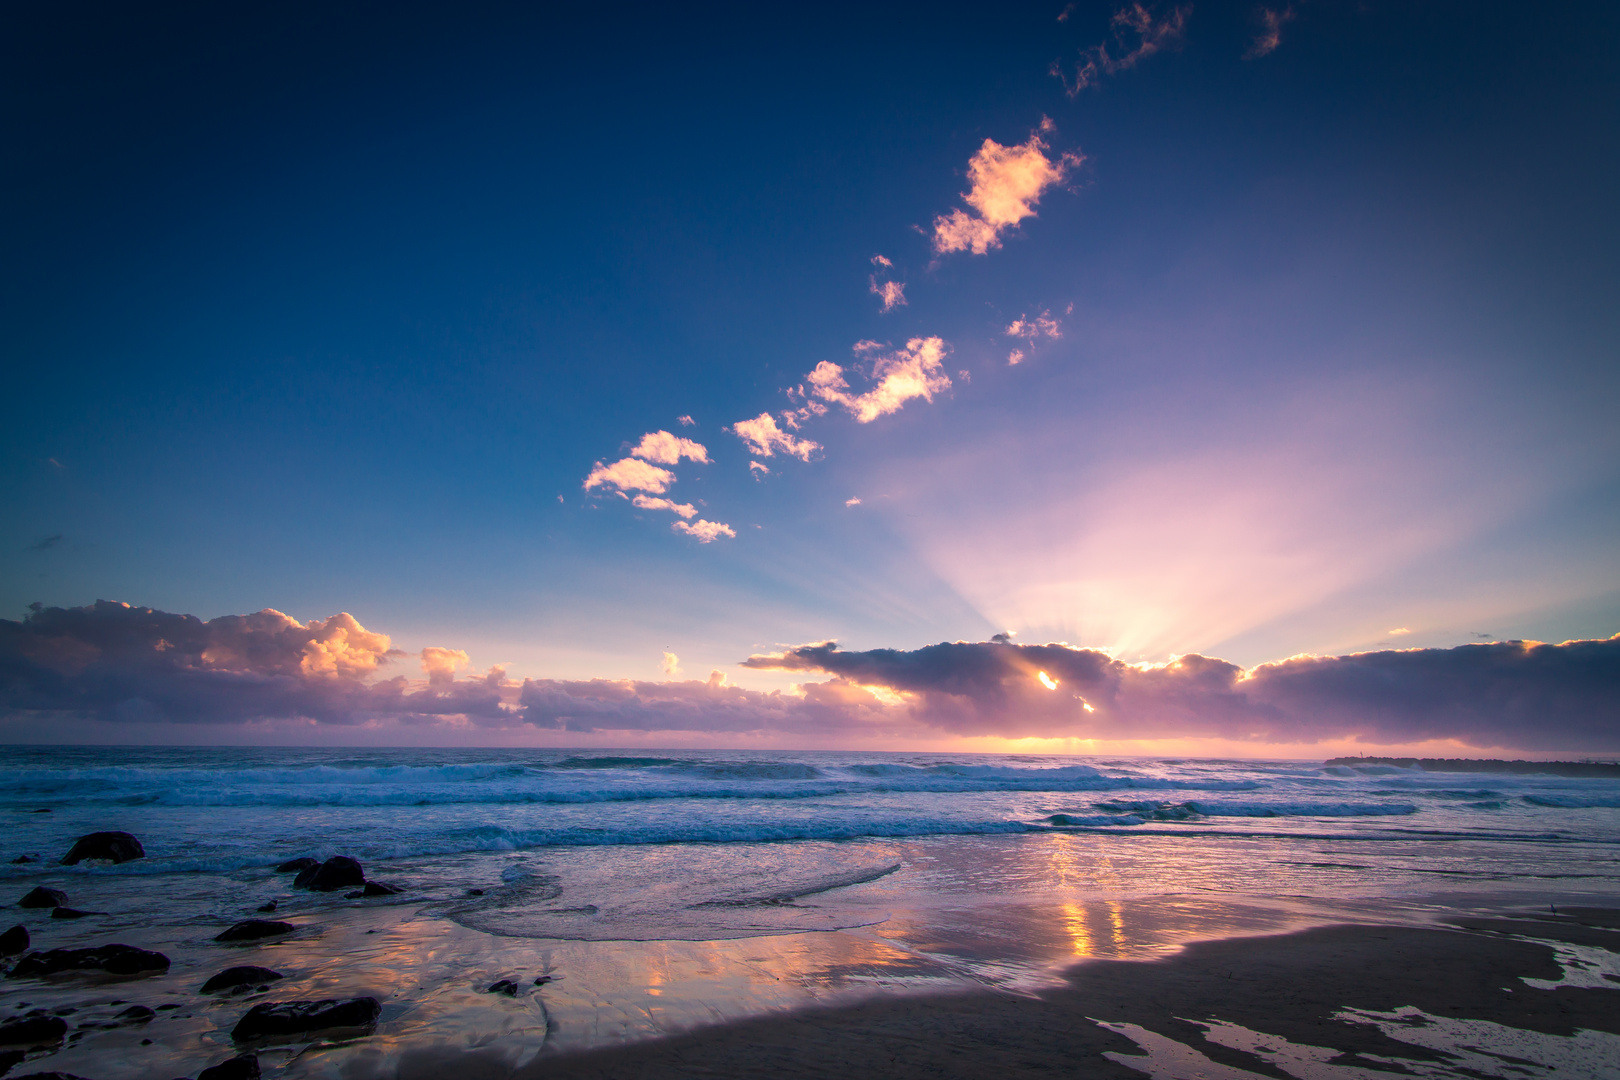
[584,457,677,495]
[1246,6,1294,59]
[630,430,709,465]
[421,646,470,685]
[808,337,952,423]
[671,519,736,542]
[632,494,699,519]
[932,121,1083,255]
[1053,3,1190,96]
[870,278,907,313]
[731,412,820,461]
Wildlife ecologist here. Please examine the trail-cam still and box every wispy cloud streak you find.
[1053,3,1190,96]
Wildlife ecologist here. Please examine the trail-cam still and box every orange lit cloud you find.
[672,519,737,542]
[584,456,676,495]
[1054,3,1190,96]
[1246,6,1295,59]
[421,646,470,685]
[870,278,907,312]
[807,337,952,423]
[933,122,1082,255]
[630,429,709,465]
[632,494,699,519]
[731,412,820,461]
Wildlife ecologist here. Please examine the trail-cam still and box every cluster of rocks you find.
[2,836,432,1079]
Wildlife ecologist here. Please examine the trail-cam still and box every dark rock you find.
[360,882,400,897]
[255,901,276,913]
[230,997,380,1041]
[292,857,363,892]
[343,891,363,900]
[532,975,553,986]
[50,908,99,920]
[17,889,66,910]
[197,1053,260,1080]
[10,1073,96,1080]
[156,1003,181,1011]
[0,1049,22,1076]
[7,945,170,979]
[486,980,518,996]
[0,927,26,956]
[115,1006,153,1022]
[465,889,484,897]
[10,856,34,865]
[60,832,144,866]
[0,1015,66,1047]
[274,858,317,874]
[201,966,283,993]
[215,921,293,943]
[31,810,49,814]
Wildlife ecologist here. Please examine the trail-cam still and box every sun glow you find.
[1037,670,1058,690]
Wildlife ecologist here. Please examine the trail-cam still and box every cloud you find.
[0,601,513,727]
[1008,349,1026,365]
[671,519,737,543]
[1006,312,1062,340]
[1388,627,1412,636]
[1053,3,1190,96]
[870,278,907,313]
[632,494,699,519]
[731,412,821,461]
[871,254,893,268]
[749,460,770,476]
[933,123,1082,256]
[661,651,681,676]
[806,337,952,423]
[421,646,470,685]
[846,497,862,507]
[677,415,695,426]
[584,457,677,495]
[738,636,1620,749]
[630,430,709,466]
[1246,6,1294,59]
[7,602,1615,751]
[29,534,64,552]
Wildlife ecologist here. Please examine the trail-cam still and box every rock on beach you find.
[201,966,284,993]
[292,857,364,892]
[0,1015,68,1048]
[0,926,27,955]
[7,944,171,979]
[197,1052,261,1080]
[17,888,67,910]
[214,921,294,943]
[231,997,380,1040]
[59,832,144,865]
[274,858,318,874]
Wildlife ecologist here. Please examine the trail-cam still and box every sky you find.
[2,0,1617,752]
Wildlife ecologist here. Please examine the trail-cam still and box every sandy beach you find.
[519,909,1620,1080]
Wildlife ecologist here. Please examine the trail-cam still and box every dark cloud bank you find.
[2,601,1617,749]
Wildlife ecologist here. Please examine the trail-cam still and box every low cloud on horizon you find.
[1,601,1616,752]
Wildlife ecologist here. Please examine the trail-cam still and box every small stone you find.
[214,921,294,943]
[31,809,50,814]
[157,1003,181,1011]
[140,1037,152,1044]
[116,1005,154,1021]
[466,888,484,897]
[10,855,35,864]
[361,882,400,897]
[533,975,553,986]
[17,888,66,909]
[486,979,518,996]
[201,966,283,993]
[197,1052,260,1080]
[230,997,380,1041]
[256,900,277,913]
[344,891,363,900]
[274,858,318,874]
[0,926,27,956]
[60,832,145,865]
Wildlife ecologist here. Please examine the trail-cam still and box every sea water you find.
[2,747,1617,1077]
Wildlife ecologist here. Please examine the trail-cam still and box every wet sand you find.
[490,909,1620,1080]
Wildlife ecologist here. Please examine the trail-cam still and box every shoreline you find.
[511,908,1620,1080]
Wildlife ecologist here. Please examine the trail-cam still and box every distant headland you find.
[1325,757,1620,777]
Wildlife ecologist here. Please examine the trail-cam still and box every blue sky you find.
[2,1,1616,748]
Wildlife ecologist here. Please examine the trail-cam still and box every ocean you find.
[3,747,1619,1077]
